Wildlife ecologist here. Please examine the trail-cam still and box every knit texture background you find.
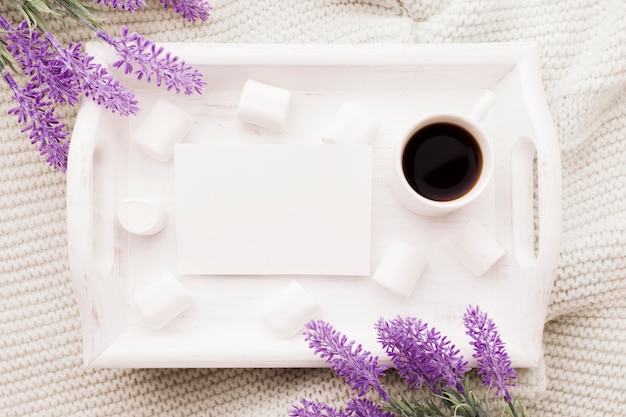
[1,0,625,415]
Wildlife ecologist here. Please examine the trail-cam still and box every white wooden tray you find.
[66,43,561,368]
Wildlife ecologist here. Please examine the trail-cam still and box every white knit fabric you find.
[1,0,625,416]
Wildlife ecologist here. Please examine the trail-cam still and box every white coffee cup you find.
[390,91,496,216]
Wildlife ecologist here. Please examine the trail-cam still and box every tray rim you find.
[66,42,562,368]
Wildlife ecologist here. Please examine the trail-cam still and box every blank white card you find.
[174,144,372,276]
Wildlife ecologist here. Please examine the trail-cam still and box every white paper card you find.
[174,143,372,275]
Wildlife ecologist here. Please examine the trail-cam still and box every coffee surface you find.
[402,122,482,202]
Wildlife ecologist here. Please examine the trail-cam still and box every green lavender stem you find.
[507,401,521,417]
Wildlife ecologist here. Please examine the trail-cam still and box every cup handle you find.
[468,90,497,123]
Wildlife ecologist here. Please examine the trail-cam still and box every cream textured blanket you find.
[1,1,625,416]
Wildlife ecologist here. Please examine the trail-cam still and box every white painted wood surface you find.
[66,43,561,368]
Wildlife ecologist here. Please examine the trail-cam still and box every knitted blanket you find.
[1,1,625,415]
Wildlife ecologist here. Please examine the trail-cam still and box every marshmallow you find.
[237,79,292,131]
[261,280,320,338]
[132,271,194,329]
[447,219,505,276]
[322,101,379,145]
[132,99,193,162]
[372,240,427,298]
[117,197,167,236]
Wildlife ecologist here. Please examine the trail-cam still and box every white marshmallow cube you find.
[322,101,379,145]
[132,99,193,162]
[261,280,320,338]
[372,240,427,298]
[117,197,167,236]
[447,220,505,276]
[132,271,194,329]
[237,79,292,131]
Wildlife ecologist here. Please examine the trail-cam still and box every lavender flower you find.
[376,316,469,394]
[290,398,393,417]
[290,399,348,417]
[2,18,138,115]
[92,0,146,11]
[159,0,211,22]
[463,305,517,402]
[97,27,206,95]
[2,19,81,107]
[294,307,525,417]
[45,33,139,116]
[303,320,389,400]
[1,20,140,170]
[4,73,70,171]
[0,0,210,171]
[345,398,394,417]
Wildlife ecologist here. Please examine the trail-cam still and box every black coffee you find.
[402,122,482,202]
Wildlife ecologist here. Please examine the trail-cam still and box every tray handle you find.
[511,46,562,283]
[66,100,117,364]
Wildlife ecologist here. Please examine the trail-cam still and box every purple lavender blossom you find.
[463,305,517,402]
[159,0,211,22]
[2,20,81,107]
[303,320,389,401]
[290,399,348,417]
[0,14,12,30]
[376,316,469,394]
[45,33,139,116]
[345,398,394,417]
[4,73,70,171]
[97,27,206,95]
[92,0,146,11]
[1,19,139,171]
[2,19,138,115]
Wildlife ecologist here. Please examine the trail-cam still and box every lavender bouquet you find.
[0,0,210,172]
[291,305,526,417]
